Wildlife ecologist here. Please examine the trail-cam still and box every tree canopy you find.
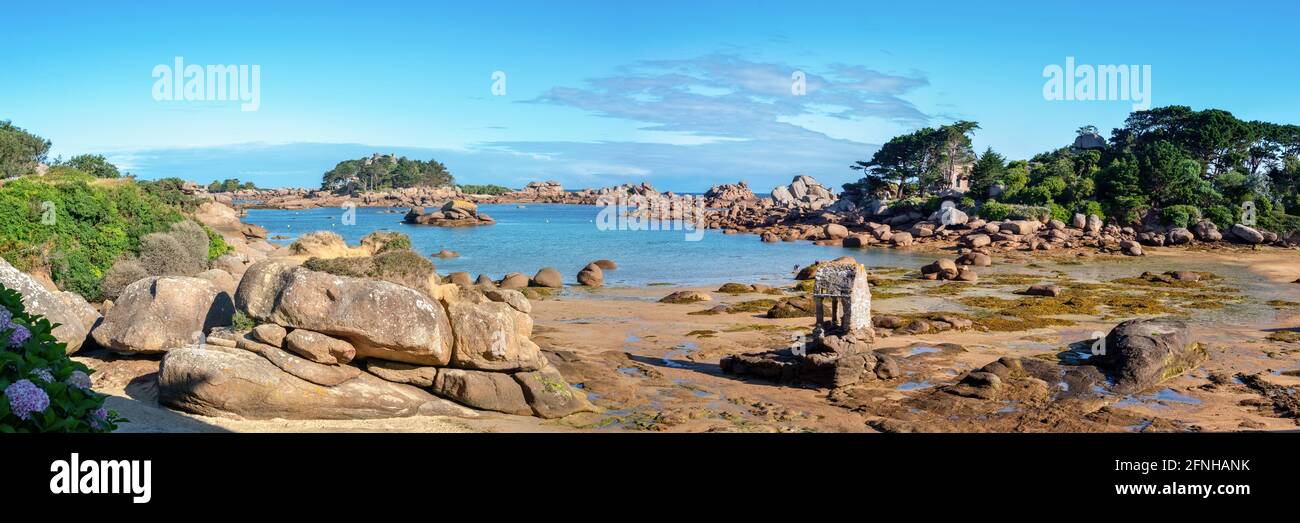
[0,120,51,178]
[843,121,979,201]
[207,178,257,192]
[63,154,121,179]
[321,154,454,193]
[851,106,1300,232]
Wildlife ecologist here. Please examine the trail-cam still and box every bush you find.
[304,249,437,295]
[100,220,213,299]
[979,201,1011,221]
[459,184,511,195]
[230,310,256,331]
[0,120,51,178]
[979,201,1049,221]
[1075,200,1104,219]
[0,176,188,300]
[360,231,411,254]
[1259,211,1300,235]
[1158,205,1202,228]
[1205,205,1236,230]
[204,225,231,260]
[62,154,121,179]
[138,177,201,212]
[1048,203,1071,223]
[99,258,148,301]
[139,222,209,277]
[0,283,122,432]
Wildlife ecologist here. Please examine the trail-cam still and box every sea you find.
[243,204,932,288]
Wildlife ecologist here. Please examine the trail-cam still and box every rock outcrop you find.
[0,258,92,353]
[158,345,461,420]
[236,259,454,365]
[769,175,836,210]
[91,276,234,354]
[404,200,496,227]
[158,254,593,420]
[1098,318,1204,393]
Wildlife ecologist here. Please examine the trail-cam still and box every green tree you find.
[969,147,1006,199]
[0,120,51,178]
[321,154,454,193]
[63,154,121,178]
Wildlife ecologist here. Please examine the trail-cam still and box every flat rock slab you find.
[159,345,443,420]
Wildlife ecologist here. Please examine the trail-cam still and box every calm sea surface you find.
[244,204,934,287]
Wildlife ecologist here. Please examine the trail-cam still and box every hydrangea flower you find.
[8,324,30,348]
[0,308,11,327]
[30,367,54,383]
[66,370,92,391]
[5,379,50,420]
[88,406,110,430]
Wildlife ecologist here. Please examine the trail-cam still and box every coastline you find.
[74,198,1300,433]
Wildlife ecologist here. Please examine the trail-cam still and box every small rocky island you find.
[404,200,495,227]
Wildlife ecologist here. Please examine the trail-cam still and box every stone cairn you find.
[720,261,898,388]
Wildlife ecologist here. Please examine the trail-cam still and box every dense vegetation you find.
[207,178,257,192]
[846,106,1300,232]
[320,154,454,193]
[458,184,512,195]
[59,154,121,179]
[0,121,51,179]
[0,284,121,432]
[0,122,227,300]
[843,121,979,201]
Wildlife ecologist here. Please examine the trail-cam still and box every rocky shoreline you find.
[4,185,1287,433]
[211,175,1298,261]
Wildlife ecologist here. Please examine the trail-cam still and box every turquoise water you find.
[244,204,932,287]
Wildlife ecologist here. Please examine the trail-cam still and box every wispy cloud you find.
[529,53,929,140]
[122,54,932,191]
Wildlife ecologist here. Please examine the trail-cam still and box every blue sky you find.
[3,0,1298,192]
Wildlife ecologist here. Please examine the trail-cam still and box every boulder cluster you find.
[226,185,467,210]
[404,200,495,227]
[769,175,836,211]
[147,259,592,420]
[445,260,614,291]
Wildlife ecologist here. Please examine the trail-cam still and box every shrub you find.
[0,176,187,300]
[1205,205,1236,230]
[0,120,51,178]
[138,177,201,212]
[230,310,256,331]
[1075,200,1104,219]
[360,231,411,254]
[304,249,437,295]
[99,258,149,301]
[139,225,207,277]
[204,225,231,260]
[0,283,122,432]
[979,200,1011,221]
[62,154,121,179]
[1158,205,1202,228]
[1048,203,1071,223]
[459,184,511,195]
[979,201,1049,221]
[290,231,348,255]
[1259,211,1300,235]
